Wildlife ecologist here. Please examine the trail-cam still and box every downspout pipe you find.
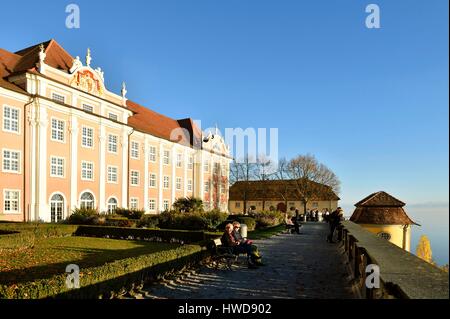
[126,128,134,208]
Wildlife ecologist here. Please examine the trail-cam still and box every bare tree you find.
[229,155,256,213]
[254,154,275,210]
[287,154,340,214]
[272,157,293,212]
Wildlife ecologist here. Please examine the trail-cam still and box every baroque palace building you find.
[0,39,231,222]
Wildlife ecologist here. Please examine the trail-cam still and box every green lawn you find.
[0,235,180,285]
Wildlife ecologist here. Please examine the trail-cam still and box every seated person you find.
[221,223,262,268]
[232,221,253,245]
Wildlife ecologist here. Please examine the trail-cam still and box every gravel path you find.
[138,222,356,299]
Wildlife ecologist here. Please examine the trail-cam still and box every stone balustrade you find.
[338,221,449,299]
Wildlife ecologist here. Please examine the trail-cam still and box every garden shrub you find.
[137,215,159,228]
[250,211,285,228]
[74,225,206,244]
[114,208,145,220]
[66,208,100,225]
[216,215,256,231]
[0,244,207,299]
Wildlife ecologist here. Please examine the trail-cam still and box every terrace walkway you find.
[139,222,356,299]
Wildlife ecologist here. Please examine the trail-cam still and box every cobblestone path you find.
[139,222,356,299]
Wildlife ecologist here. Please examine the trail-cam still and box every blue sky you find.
[1,0,448,207]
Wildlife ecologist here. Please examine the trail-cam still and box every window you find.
[148,199,156,211]
[107,198,118,214]
[187,179,192,192]
[176,177,182,190]
[51,119,65,142]
[108,113,118,121]
[80,192,95,209]
[149,146,156,162]
[50,156,64,177]
[163,150,170,165]
[163,176,170,189]
[3,106,19,133]
[82,104,94,113]
[235,202,241,208]
[107,166,118,183]
[2,150,20,173]
[377,232,392,241]
[204,160,209,172]
[130,170,140,186]
[130,198,139,210]
[188,156,193,169]
[52,92,65,103]
[204,181,210,192]
[163,200,170,211]
[82,127,94,148]
[108,135,118,153]
[149,173,157,188]
[4,190,19,213]
[50,193,64,222]
[81,161,94,180]
[214,162,220,174]
[176,153,182,168]
[312,202,318,208]
[131,141,139,159]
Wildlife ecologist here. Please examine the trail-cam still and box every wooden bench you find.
[209,238,246,270]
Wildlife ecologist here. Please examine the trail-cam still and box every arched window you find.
[50,193,64,222]
[80,192,95,209]
[107,197,118,214]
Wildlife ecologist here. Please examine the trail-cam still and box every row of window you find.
[51,93,120,121]
[3,106,227,173]
[0,190,173,215]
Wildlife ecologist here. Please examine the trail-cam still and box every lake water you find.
[342,204,449,266]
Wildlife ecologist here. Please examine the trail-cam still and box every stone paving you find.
[139,222,356,299]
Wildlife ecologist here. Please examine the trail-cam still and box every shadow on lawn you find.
[0,239,177,285]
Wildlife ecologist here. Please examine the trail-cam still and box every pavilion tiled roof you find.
[0,39,203,147]
[350,191,418,225]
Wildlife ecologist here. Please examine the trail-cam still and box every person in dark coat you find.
[326,207,343,243]
[221,223,261,268]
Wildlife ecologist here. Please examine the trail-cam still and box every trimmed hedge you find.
[217,216,257,231]
[0,244,207,299]
[74,225,206,244]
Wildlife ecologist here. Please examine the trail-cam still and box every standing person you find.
[314,210,319,222]
[292,209,301,234]
[326,207,343,243]
[324,209,330,222]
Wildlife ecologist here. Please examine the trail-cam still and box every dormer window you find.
[52,92,65,104]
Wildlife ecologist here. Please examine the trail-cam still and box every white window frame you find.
[204,181,210,193]
[81,161,94,181]
[130,197,139,210]
[82,103,94,113]
[149,146,156,162]
[130,170,140,186]
[131,141,140,159]
[163,150,170,165]
[176,177,182,190]
[149,173,157,188]
[108,112,118,121]
[176,153,182,168]
[188,156,193,170]
[3,189,20,214]
[107,197,118,214]
[163,200,170,211]
[187,179,193,192]
[204,160,209,172]
[50,156,65,178]
[50,117,65,143]
[2,105,20,134]
[2,149,21,174]
[108,134,118,154]
[148,199,156,212]
[51,92,66,104]
[107,165,118,184]
[163,176,170,189]
[81,126,94,149]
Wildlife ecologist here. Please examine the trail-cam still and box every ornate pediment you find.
[68,49,106,97]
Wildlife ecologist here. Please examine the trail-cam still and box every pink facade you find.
[0,40,230,222]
